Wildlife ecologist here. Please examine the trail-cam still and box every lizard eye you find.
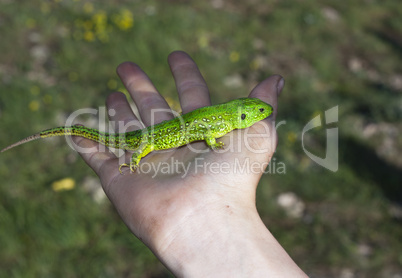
[241,114,246,120]
[259,108,264,112]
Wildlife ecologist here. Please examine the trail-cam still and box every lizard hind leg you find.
[119,143,154,174]
[205,137,225,150]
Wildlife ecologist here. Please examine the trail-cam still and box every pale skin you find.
[72,51,308,277]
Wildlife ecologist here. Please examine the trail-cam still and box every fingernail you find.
[277,77,285,95]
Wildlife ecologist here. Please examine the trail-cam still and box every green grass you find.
[0,0,401,277]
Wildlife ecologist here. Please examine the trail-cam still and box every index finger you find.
[249,74,284,121]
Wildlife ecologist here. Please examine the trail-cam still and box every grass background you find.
[0,0,401,277]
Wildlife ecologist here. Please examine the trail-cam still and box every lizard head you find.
[230,98,273,129]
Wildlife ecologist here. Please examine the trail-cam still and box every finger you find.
[71,135,120,183]
[248,75,283,156]
[106,92,143,132]
[168,51,211,113]
[249,74,284,121]
[116,62,173,126]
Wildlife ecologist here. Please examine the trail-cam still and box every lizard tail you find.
[1,134,41,152]
[1,125,141,153]
[1,126,115,153]
[39,126,124,148]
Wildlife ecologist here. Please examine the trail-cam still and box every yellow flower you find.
[29,100,40,112]
[229,51,240,63]
[52,178,76,192]
[92,11,108,41]
[93,11,107,26]
[113,9,134,30]
[84,31,95,42]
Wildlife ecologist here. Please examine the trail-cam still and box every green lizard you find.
[1,98,273,173]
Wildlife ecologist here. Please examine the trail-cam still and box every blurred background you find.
[0,0,401,277]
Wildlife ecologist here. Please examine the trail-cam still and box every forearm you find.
[154,203,307,277]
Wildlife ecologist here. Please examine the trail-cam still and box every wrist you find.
[152,202,306,277]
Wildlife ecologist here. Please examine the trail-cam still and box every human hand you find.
[72,51,306,277]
